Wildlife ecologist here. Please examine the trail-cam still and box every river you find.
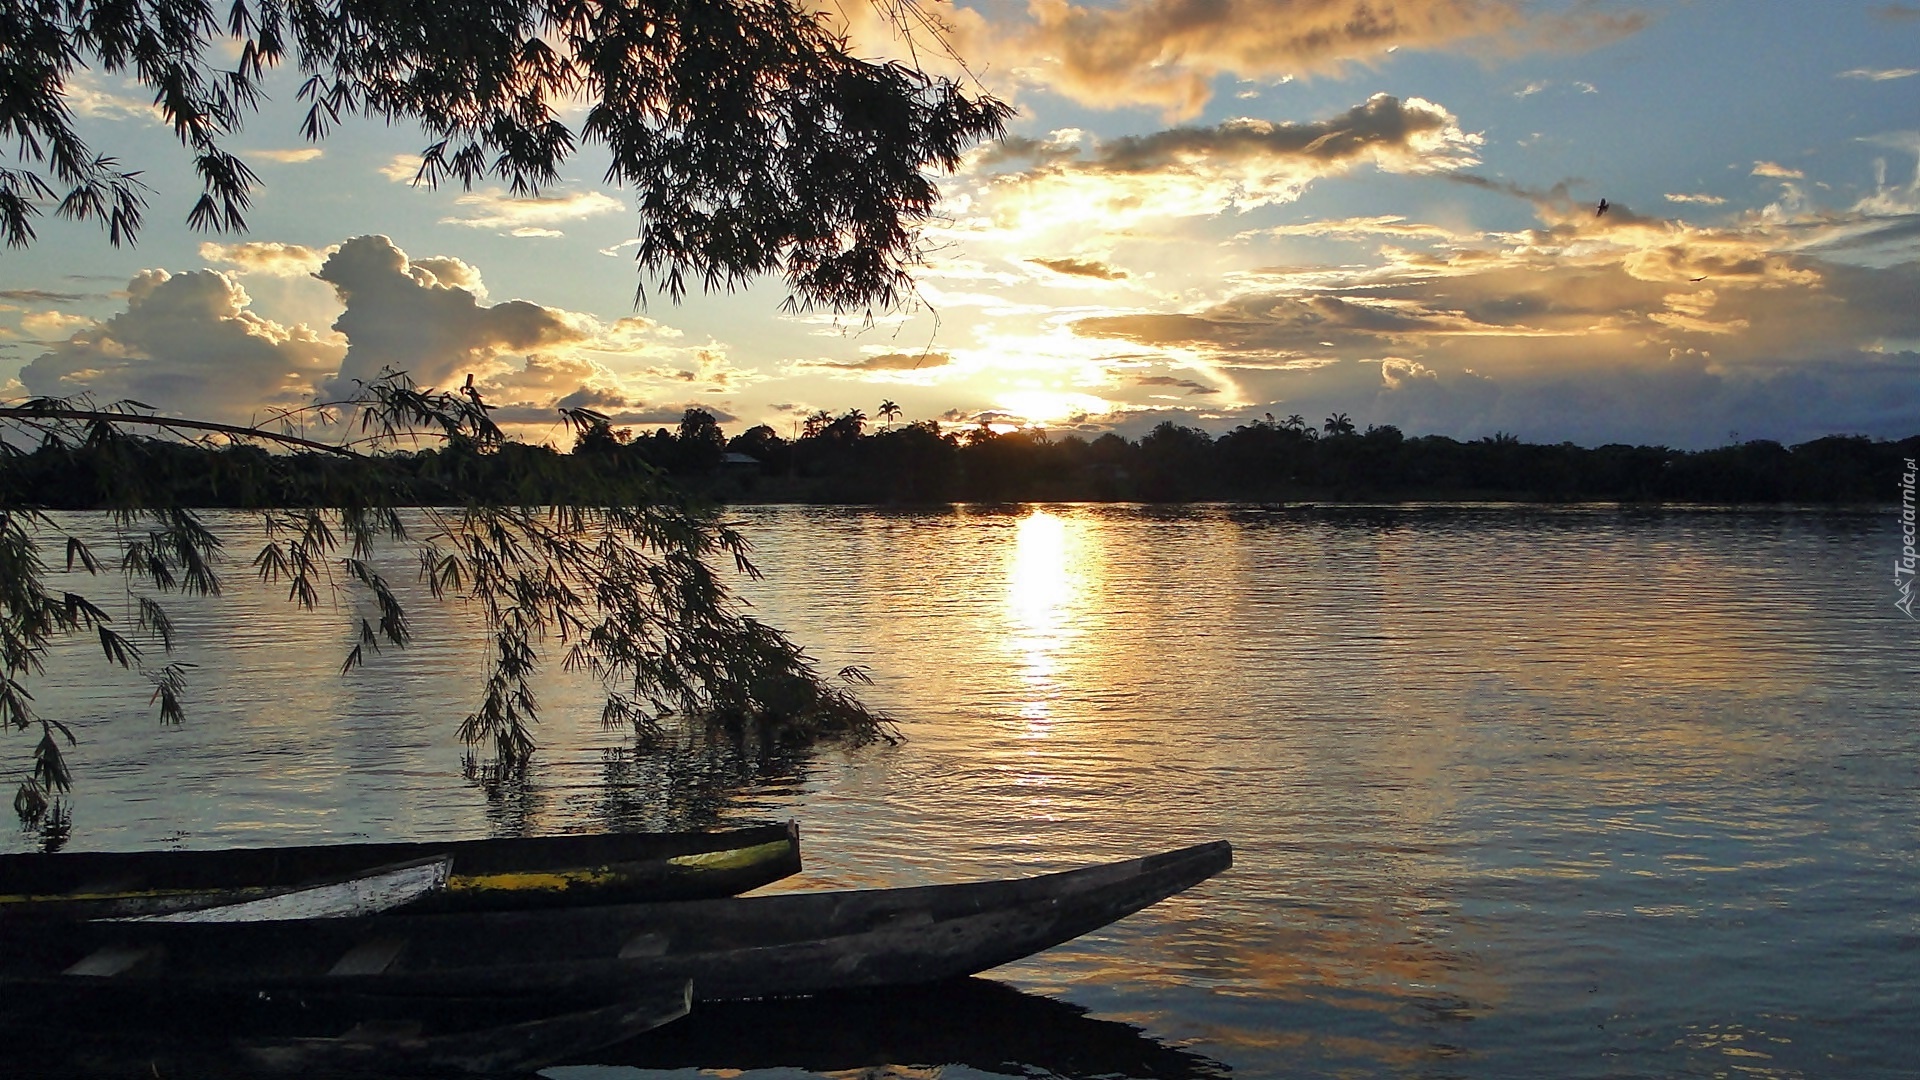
[12,504,1917,1078]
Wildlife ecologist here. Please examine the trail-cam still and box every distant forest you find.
[7,408,1917,508]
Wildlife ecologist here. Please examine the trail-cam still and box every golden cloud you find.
[199,241,336,277]
[976,95,1480,231]
[958,0,1644,118]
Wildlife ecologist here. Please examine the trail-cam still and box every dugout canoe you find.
[0,821,799,920]
[0,840,1231,1001]
[102,855,452,924]
[3,976,693,1078]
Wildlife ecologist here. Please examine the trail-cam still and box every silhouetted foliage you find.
[16,410,1914,512]
[0,0,1011,315]
[0,380,893,828]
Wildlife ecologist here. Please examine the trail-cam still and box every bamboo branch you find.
[0,408,356,457]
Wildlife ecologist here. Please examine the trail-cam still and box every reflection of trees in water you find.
[593,977,1231,1079]
[463,730,816,837]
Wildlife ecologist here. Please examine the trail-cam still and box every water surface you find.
[14,504,1916,1078]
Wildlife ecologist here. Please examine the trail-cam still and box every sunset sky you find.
[3,0,1918,448]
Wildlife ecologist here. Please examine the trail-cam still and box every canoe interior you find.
[0,821,800,918]
[0,841,1233,1000]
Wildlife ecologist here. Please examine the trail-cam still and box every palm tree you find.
[878,400,901,431]
[802,409,834,438]
[841,408,868,436]
[1283,414,1306,431]
[1323,412,1355,437]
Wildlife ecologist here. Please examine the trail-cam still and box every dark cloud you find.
[0,289,87,303]
[1030,257,1129,280]
[1135,375,1220,395]
[1076,292,1479,356]
[971,135,1083,170]
[1100,96,1458,172]
[991,96,1468,179]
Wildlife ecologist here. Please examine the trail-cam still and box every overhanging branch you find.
[0,408,356,457]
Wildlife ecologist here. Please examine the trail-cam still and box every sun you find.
[996,390,1112,427]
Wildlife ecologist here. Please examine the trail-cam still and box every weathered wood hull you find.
[106,855,453,923]
[3,977,693,1077]
[1,841,1232,1001]
[0,821,800,919]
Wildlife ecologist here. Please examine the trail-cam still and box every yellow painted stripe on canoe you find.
[0,837,796,902]
[443,867,619,893]
[664,838,794,871]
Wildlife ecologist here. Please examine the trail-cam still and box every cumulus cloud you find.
[975,94,1481,230]
[1029,257,1129,280]
[20,270,343,421]
[17,235,723,435]
[958,0,1645,118]
[316,235,591,396]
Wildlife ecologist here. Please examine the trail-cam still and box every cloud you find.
[252,148,325,163]
[199,241,336,276]
[16,234,721,435]
[62,74,159,122]
[1029,257,1129,280]
[1873,4,1920,20]
[1053,167,1920,447]
[441,190,624,233]
[1838,67,1919,81]
[316,235,591,396]
[1665,192,1728,206]
[379,155,424,183]
[797,350,953,372]
[0,289,87,303]
[1239,215,1473,242]
[19,311,94,339]
[1752,161,1806,179]
[20,270,343,422]
[976,95,1481,229]
[1135,374,1219,395]
[962,0,1646,118]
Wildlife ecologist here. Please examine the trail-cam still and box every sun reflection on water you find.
[1004,510,1089,735]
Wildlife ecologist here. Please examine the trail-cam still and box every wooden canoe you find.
[0,840,1231,1001]
[0,821,800,920]
[2,977,693,1077]
[104,855,453,923]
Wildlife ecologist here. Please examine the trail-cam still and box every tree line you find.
[9,407,1915,508]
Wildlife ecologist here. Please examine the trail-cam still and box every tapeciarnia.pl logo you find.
[1898,457,1917,619]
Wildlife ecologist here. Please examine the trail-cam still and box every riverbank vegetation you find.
[12,408,1910,510]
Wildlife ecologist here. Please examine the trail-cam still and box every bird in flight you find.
[1596,198,1611,217]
